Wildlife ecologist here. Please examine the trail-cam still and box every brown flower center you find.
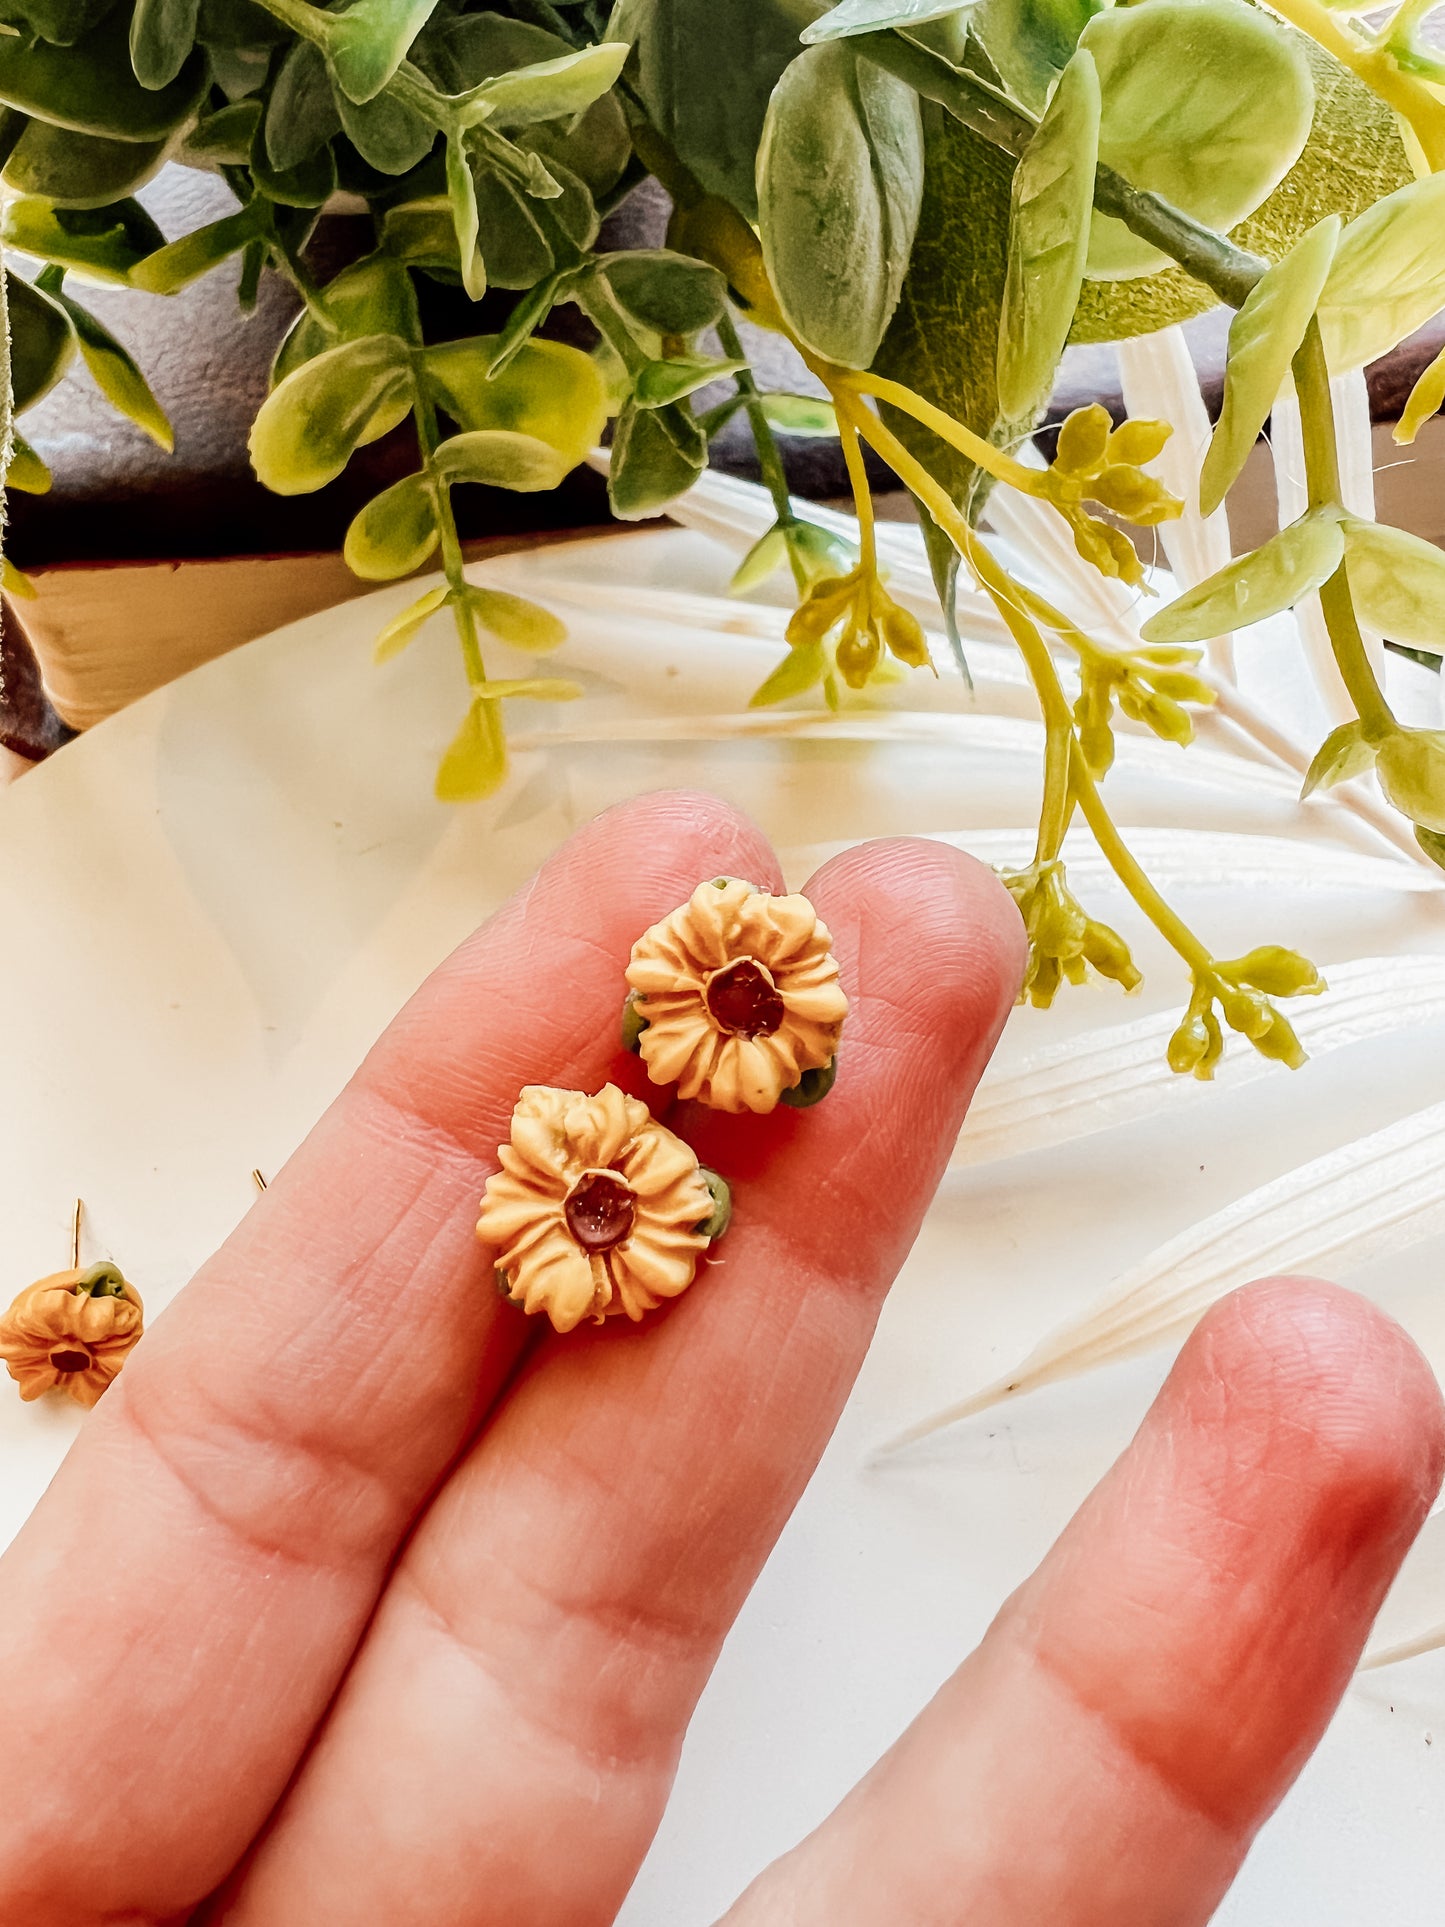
[50,1348,91,1375]
[706,958,785,1038]
[564,1171,637,1253]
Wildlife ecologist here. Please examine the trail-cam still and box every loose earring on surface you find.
[0,1201,145,1409]
[621,877,848,1114]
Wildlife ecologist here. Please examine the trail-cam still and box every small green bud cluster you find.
[1002,860,1142,1008]
[1073,643,1216,776]
[1168,947,1322,1079]
[1041,406,1184,589]
[784,564,932,691]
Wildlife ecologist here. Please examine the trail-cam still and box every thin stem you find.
[1291,317,1397,740]
[846,391,1223,978]
[715,309,804,584]
[836,408,878,582]
[839,369,1045,494]
[411,363,504,765]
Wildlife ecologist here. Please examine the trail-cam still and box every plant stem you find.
[1291,317,1397,740]
[715,309,805,585]
[846,391,1223,976]
[841,369,1045,493]
[411,365,505,764]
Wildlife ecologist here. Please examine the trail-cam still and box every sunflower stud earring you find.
[0,1200,145,1409]
[477,1083,730,1334]
[622,878,848,1113]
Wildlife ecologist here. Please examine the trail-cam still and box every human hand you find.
[0,792,1437,1927]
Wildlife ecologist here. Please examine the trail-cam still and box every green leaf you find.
[617,0,824,221]
[1080,0,1314,280]
[131,202,269,294]
[634,354,745,407]
[0,8,207,140]
[328,0,441,103]
[608,397,707,518]
[0,0,111,46]
[996,46,1099,422]
[750,639,827,705]
[460,41,629,130]
[803,0,969,41]
[972,0,1102,113]
[435,698,507,802]
[871,101,1026,526]
[8,271,75,412]
[344,471,439,579]
[180,100,263,168]
[381,194,459,274]
[1200,215,1339,518]
[434,428,571,491]
[1071,37,1410,344]
[595,249,727,336]
[273,252,421,384]
[481,273,568,378]
[468,162,554,288]
[7,435,51,493]
[44,284,173,448]
[130,0,200,89]
[424,335,608,467]
[758,39,925,368]
[1,196,167,285]
[1140,509,1344,645]
[1300,718,1374,797]
[3,124,168,210]
[1341,516,1445,654]
[265,41,340,171]
[760,392,838,437]
[249,332,414,493]
[334,80,435,175]
[467,586,567,651]
[2,558,38,600]
[373,584,449,660]
[1319,171,1445,374]
[250,109,338,208]
[445,139,485,299]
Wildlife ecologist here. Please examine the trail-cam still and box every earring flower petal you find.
[477,1083,724,1334]
[0,1263,145,1409]
[624,878,847,1113]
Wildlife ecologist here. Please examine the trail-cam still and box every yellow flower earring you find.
[0,1201,145,1409]
[477,1084,730,1334]
[622,878,848,1113]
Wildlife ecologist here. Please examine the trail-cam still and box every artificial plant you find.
[5,0,1445,1074]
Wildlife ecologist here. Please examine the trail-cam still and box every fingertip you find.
[805,837,1027,1080]
[1182,1276,1445,1542]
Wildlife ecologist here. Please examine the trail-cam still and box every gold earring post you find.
[251,1170,268,1193]
[70,1198,84,1270]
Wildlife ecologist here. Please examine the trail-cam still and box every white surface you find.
[2,525,1444,1922]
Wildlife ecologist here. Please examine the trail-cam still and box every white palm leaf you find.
[876,1098,1445,1457]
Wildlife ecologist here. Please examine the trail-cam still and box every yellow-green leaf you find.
[7,436,51,495]
[250,333,413,494]
[1393,340,1445,447]
[435,698,507,802]
[434,429,570,492]
[373,585,449,662]
[344,472,438,580]
[1200,215,1338,517]
[1141,509,1344,644]
[470,677,582,700]
[465,587,566,651]
[424,334,607,467]
[47,286,172,450]
[998,48,1100,422]
[1319,171,1445,373]
[1341,516,1445,653]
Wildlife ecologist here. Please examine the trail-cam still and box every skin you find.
[0,788,1436,1927]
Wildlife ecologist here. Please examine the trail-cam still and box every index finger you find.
[0,790,779,1924]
